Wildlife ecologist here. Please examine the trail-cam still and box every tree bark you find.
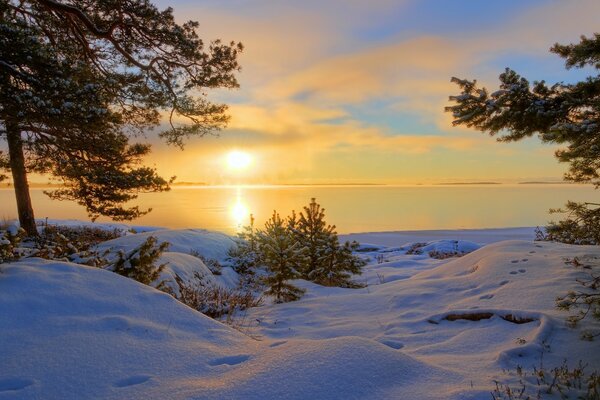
[6,122,37,236]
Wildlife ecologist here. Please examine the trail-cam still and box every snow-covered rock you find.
[98,228,236,263]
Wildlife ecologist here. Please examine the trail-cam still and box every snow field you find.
[1,225,599,399]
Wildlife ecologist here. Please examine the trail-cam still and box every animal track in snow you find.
[499,280,509,286]
[0,378,34,392]
[269,341,287,348]
[209,355,250,366]
[479,294,494,300]
[113,375,152,388]
[379,339,404,350]
[518,269,526,273]
[509,271,518,275]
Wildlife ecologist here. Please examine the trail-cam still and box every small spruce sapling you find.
[294,198,365,286]
[313,236,366,287]
[292,198,336,278]
[257,211,306,303]
[111,236,169,288]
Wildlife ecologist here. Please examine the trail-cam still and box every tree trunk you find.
[6,122,37,236]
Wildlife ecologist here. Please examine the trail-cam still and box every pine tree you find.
[314,237,366,287]
[228,214,261,275]
[293,198,364,286]
[256,211,306,303]
[293,198,335,278]
[1,1,242,235]
[446,33,600,244]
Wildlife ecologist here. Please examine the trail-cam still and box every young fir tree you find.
[292,198,335,278]
[314,236,366,287]
[446,33,600,244]
[1,1,242,235]
[111,236,169,288]
[228,214,260,275]
[256,211,306,303]
[293,198,364,287]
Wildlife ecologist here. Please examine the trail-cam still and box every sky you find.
[145,0,600,185]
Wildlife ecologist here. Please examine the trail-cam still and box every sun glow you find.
[226,150,252,171]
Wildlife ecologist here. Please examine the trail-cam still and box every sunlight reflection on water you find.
[230,188,250,230]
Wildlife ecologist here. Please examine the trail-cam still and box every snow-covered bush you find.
[171,273,262,320]
[110,236,169,287]
[405,242,429,255]
[0,228,25,264]
[32,225,122,264]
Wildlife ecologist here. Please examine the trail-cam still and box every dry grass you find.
[170,273,263,322]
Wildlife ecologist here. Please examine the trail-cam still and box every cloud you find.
[146,0,594,183]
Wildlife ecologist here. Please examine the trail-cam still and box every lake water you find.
[0,184,596,234]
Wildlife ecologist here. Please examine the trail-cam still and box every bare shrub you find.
[171,273,263,321]
[491,360,600,400]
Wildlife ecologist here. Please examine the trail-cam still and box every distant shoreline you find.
[0,181,581,189]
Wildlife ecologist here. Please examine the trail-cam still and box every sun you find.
[226,150,252,170]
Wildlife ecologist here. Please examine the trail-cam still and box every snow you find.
[1,224,599,399]
[341,227,536,246]
[97,228,236,263]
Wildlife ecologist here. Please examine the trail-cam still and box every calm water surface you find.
[0,185,596,234]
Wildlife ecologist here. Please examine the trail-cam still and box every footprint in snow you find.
[479,294,494,300]
[208,355,250,366]
[499,280,510,286]
[113,375,152,388]
[511,260,519,263]
[509,271,518,275]
[269,341,287,348]
[521,258,529,262]
[378,339,404,350]
[0,378,34,392]
[518,269,526,273]
[529,251,536,254]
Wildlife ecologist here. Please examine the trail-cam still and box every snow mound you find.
[98,229,235,263]
[156,252,240,293]
[246,240,600,395]
[157,252,218,294]
[0,258,458,400]
[188,336,459,400]
[407,239,481,257]
[0,259,250,399]
[2,231,600,400]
